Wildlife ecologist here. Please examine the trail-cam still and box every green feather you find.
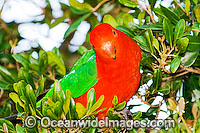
[37,49,98,106]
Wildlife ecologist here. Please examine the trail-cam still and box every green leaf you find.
[170,56,181,73]
[54,101,62,119]
[9,92,24,108]
[69,0,92,10]
[181,52,199,67]
[0,66,15,83]
[123,13,133,28]
[26,84,36,115]
[187,36,200,51]
[116,101,126,111]
[145,29,154,53]
[78,46,88,55]
[64,13,91,38]
[194,4,200,23]
[118,0,138,8]
[163,18,173,48]
[153,68,162,91]
[153,38,159,52]
[70,6,91,15]
[177,37,189,54]
[185,0,190,15]
[138,11,145,25]
[132,111,142,120]
[16,124,25,133]
[52,80,64,103]
[103,14,118,27]
[0,119,15,133]
[149,0,157,9]
[39,50,48,72]
[47,51,66,75]
[112,95,118,107]
[116,26,135,38]
[76,103,87,118]
[137,24,163,30]
[193,0,198,4]
[192,22,199,36]
[12,54,30,68]
[160,5,180,24]
[133,36,149,52]
[174,19,185,45]
[87,95,104,115]
[18,68,35,89]
[63,89,71,115]
[35,75,45,97]
[87,88,95,110]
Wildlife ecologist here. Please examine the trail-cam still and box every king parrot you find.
[39,23,142,118]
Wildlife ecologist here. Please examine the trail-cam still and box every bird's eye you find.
[112,30,117,36]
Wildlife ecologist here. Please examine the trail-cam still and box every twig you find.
[92,0,109,13]
[155,101,162,120]
[181,65,200,74]
[136,94,159,108]
[192,29,200,32]
[9,39,20,71]
[180,115,192,133]
[162,71,190,81]
[0,89,3,99]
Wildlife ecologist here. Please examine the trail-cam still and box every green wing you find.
[41,49,98,99]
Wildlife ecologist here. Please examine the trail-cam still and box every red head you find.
[89,23,142,62]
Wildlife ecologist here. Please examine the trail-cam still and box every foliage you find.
[0,0,200,132]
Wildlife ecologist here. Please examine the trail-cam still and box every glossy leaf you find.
[153,68,162,91]
[192,22,199,36]
[18,68,35,89]
[26,84,36,115]
[76,103,87,118]
[145,29,154,53]
[158,81,170,95]
[116,26,135,38]
[64,13,91,38]
[174,19,185,45]
[63,89,71,115]
[116,101,126,111]
[118,0,138,8]
[185,0,190,16]
[194,4,200,23]
[187,36,200,51]
[35,75,45,97]
[12,54,30,68]
[103,14,118,27]
[87,95,104,115]
[112,95,118,107]
[47,51,66,75]
[177,38,189,54]
[0,66,15,83]
[153,38,159,52]
[78,46,88,55]
[137,24,163,30]
[163,18,173,48]
[0,119,15,133]
[69,0,92,11]
[16,124,25,133]
[87,88,95,110]
[132,111,142,120]
[181,52,199,67]
[170,56,181,73]
[9,92,24,108]
[133,36,149,52]
[160,5,180,24]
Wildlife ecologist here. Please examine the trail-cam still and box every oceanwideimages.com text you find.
[25,116,175,130]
